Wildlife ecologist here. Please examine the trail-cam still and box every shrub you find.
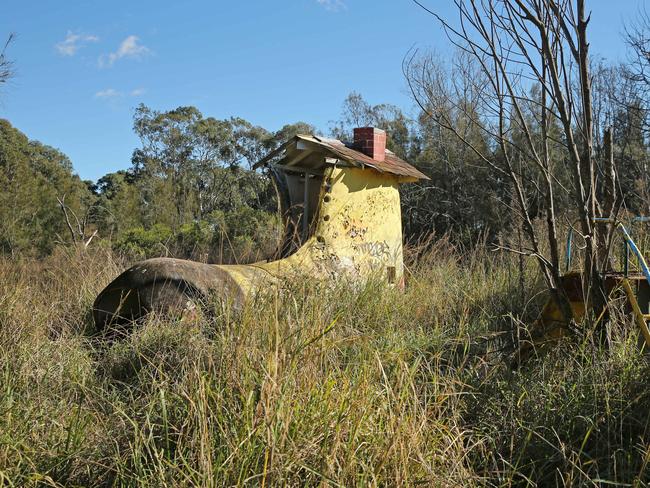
[114,224,173,258]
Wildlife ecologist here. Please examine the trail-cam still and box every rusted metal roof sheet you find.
[305,135,429,181]
[254,134,429,181]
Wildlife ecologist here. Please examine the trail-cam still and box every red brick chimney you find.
[353,127,386,162]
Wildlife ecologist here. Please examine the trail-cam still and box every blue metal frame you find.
[577,217,650,288]
[558,217,650,350]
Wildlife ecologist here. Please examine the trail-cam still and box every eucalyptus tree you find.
[130,105,272,227]
[0,120,94,255]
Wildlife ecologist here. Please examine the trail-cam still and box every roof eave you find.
[254,134,429,181]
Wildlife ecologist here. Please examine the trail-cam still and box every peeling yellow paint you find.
[212,166,405,296]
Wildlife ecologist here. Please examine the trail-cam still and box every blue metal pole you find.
[618,224,650,287]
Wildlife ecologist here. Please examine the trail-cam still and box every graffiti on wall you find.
[355,240,390,259]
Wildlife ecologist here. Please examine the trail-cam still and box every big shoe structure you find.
[93,128,428,329]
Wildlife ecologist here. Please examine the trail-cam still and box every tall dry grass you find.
[0,241,649,486]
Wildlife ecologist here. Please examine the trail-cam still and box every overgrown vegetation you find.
[4,1,650,485]
[1,244,648,486]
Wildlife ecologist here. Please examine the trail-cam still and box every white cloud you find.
[95,87,147,100]
[316,0,346,12]
[100,35,151,67]
[95,88,122,99]
[55,31,99,56]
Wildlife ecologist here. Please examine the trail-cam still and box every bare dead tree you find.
[0,33,15,86]
[57,195,98,249]
[405,0,618,327]
[625,9,650,105]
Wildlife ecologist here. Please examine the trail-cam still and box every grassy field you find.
[1,242,649,487]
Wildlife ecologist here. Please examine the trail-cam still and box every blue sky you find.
[0,0,644,181]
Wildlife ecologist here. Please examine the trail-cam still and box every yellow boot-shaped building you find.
[93,128,428,329]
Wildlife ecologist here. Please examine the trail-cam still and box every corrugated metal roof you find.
[306,135,429,181]
[254,134,429,181]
